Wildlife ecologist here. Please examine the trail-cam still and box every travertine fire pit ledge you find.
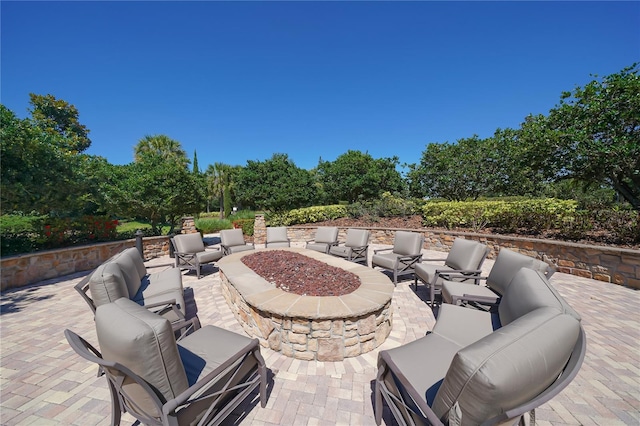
[217,247,394,320]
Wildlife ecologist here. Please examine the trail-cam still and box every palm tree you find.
[134,134,189,167]
[206,162,229,219]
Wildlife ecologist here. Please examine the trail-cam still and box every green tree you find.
[519,64,640,210]
[134,134,189,167]
[205,162,232,218]
[235,154,317,212]
[0,104,87,214]
[28,93,91,153]
[100,156,204,234]
[316,150,404,203]
[192,150,200,174]
[407,136,494,201]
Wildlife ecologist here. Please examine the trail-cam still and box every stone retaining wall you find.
[0,236,170,292]
[286,226,640,289]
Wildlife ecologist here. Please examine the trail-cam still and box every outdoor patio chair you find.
[65,297,267,426]
[328,228,370,264]
[413,238,490,306]
[374,267,586,426]
[305,226,339,254]
[371,231,424,284]
[172,233,223,279]
[220,229,255,256]
[265,226,290,248]
[441,247,556,307]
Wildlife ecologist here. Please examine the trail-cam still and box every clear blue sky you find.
[2,1,638,171]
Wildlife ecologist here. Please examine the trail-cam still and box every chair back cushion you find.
[345,229,370,248]
[393,231,424,256]
[486,248,550,295]
[111,248,145,297]
[221,229,245,247]
[88,262,130,307]
[96,298,189,410]
[432,307,580,425]
[314,227,339,244]
[499,268,581,325]
[173,233,205,254]
[445,239,488,270]
[266,227,289,243]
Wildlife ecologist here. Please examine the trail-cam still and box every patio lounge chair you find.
[65,297,268,426]
[220,229,255,256]
[374,267,586,426]
[172,233,223,279]
[265,226,291,248]
[441,247,555,307]
[328,228,370,264]
[371,231,424,284]
[305,226,339,254]
[413,238,490,306]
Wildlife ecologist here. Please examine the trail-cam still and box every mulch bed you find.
[241,250,361,296]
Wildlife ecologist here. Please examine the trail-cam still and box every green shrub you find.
[232,218,254,236]
[421,198,578,233]
[195,218,233,233]
[267,205,348,226]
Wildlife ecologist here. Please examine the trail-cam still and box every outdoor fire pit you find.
[218,248,394,361]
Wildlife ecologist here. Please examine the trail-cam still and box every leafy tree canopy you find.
[519,63,640,210]
[316,150,404,203]
[0,104,86,214]
[235,154,317,212]
[98,156,204,234]
[134,134,189,168]
[28,93,91,153]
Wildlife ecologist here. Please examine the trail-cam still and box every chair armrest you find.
[421,257,447,262]
[374,247,393,254]
[461,293,500,304]
[144,299,185,322]
[173,317,202,339]
[397,254,422,262]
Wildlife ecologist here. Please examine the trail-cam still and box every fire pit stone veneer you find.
[218,248,394,361]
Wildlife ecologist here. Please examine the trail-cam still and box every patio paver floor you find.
[1,241,639,425]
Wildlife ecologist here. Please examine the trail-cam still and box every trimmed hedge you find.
[421,199,578,233]
[267,205,348,226]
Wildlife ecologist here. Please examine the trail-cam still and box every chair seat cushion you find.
[432,304,497,348]
[178,325,258,384]
[306,242,330,253]
[228,245,254,254]
[380,333,462,407]
[415,263,454,286]
[329,246,352,258]
[372,253,402,270]
[197,249,223,264]
[266,241,290,248]
[441,281,499,305]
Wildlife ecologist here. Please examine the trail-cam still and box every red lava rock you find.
[241,250,361,296]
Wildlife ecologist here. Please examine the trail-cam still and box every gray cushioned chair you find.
[329,229,370,264]
[75,247,186,323]
[265,226,291,248]
[172,233,223,279]
[375,267,586,426]
[371,231,424,284]
[65,297,267,426]
[414,238,490,306]
[305,226,339,254]
[441,247,556,307]
[220,229,255,256]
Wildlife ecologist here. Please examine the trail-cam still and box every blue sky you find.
[2,1,638,172]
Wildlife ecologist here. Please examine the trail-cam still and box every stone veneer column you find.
[254,214,266,245]
[180,216,198,234]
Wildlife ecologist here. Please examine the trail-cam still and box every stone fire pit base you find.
[218,248,394,362]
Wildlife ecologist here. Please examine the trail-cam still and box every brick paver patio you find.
[1,240,639,425]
